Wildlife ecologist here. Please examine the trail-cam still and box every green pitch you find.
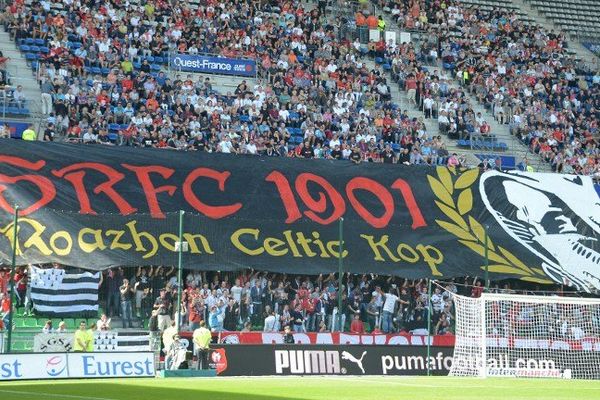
[1,376,600,400]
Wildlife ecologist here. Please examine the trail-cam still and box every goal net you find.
[450,292,600,379]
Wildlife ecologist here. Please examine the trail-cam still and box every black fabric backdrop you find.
[0,141,592,285]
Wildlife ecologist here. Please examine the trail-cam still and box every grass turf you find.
[1,376,600,400]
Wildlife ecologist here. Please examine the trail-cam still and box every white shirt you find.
[219,140,233,153]
[263,315,277,332]
[382,293,398,313]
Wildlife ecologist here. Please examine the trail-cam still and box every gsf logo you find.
[274,350,367,375]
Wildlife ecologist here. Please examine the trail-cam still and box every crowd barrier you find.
[0,352,155,380]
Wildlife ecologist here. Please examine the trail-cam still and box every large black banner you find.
[207,344,453,376]
[0,142,598,289]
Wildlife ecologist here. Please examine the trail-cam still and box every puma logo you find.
[341,351,367,374]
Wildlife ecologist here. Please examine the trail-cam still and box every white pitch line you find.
[0,389,118,400]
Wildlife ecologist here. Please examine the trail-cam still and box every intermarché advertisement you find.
[0,352,155,380]
[0,141,598,291]
[208,345,454,376]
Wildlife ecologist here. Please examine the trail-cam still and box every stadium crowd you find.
[3,264,587,339]
[374,0,600,176]
[0,0,598,175]
[2,0,476,166]
[0,264,493,335]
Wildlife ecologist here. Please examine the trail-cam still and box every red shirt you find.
[1,297,10,313]
[0,271,8,295]
[350,319,365,334]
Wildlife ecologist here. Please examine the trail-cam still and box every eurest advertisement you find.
[0,352,155,380]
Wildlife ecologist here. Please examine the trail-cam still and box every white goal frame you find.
[450,292,600,379]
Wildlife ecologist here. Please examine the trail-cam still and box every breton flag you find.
[94,331,151,352]
[30,266,100,316]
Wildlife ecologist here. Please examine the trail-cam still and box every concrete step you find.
[509,0,598,64]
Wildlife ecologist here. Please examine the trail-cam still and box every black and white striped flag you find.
[94,331,150,352]
[30,266,100,316]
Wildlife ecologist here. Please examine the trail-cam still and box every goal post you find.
[450,292,600,379]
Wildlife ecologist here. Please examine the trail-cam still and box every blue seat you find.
[108,133,118,142]
[145,56,155,63]
[91,67,102,75]
[71,42,82,49]
[383,63,391,70]
[133,62,141,70]
[24,38,34,46]
[154,56,164,64]
[25,53,38,61]
[39,46,50,54]
[101,68,110,75]
[120,124,129,130]
[34,38,46,46]
[31,61,38,70]
[108,123,121,132]
[239,115,251,122]
[150,64,161,72]
[375,57,384,64]
[19,45,31,53]
[29,45,40,53]
[391,143,400,151]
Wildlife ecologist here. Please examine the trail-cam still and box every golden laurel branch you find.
[428,166,551,284]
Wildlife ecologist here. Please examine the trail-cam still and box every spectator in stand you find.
[56,321,67,333]
[0,293,9,330]
[378,286,400,334]
[264,309,278,332]
[96,314,111,331]
[119,278,134,329]
[21,124,36,141]
[154,289,172,331]
[283,325,295,344]
[471,279,484,298]
[105,268,121,318]
[350,314,366,334]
